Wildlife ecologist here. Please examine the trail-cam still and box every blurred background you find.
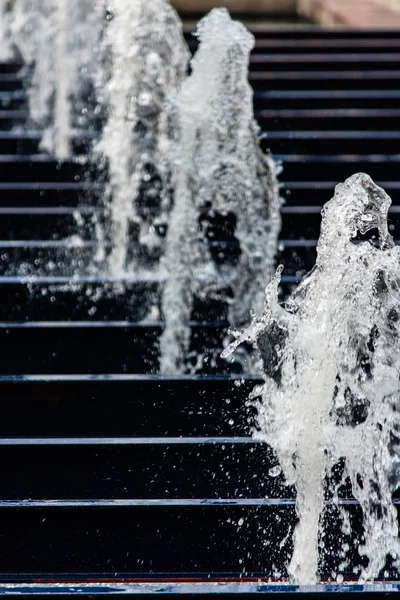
[171,0,400,27]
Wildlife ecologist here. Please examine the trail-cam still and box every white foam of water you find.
[223,173,400,584]
[159,8,281,374]
[11,0,56,130]
[11,0,104,159]
[94,0,189,275]
[0,0,12,60]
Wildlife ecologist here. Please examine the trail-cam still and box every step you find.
[0,211,97,240]
[253,90,400,110]
[0,503,296,577]
[0,278,233,322]
[280,181,400,206]
[0,321,235,375]
[0,375,259,437]
[0,132,94,155]
[257,109,400,131]
[0,436,280,500]
[0,90,25,109]
[0,74,23,91]
[261,131,400,155]
[184,26,400,40]
[0,109,26,129]
[250,53,400,72]
[277,154,400,183]
[0,156,88,182]
[250,70,400,91]
[0,581,396,596]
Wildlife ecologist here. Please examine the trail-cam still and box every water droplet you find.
[138,92,151,106]
[268,465,282,478]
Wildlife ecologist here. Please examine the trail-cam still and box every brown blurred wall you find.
[171,0,400,26]
[171,0,296,14]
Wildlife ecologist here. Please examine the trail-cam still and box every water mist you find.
[223,173,400,584]
[160,8,281,374]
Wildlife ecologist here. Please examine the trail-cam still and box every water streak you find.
[95,0,189,275]
[223,173,400,584]
[160,8,281,374]
[11,0,104,158]
[0,0,12,60]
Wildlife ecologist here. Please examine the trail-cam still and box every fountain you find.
[94,0,190,275]
[10,0,104,158]
[159,8,281,374]
[223,173,400,584]
[0,0,12,60]
[2,0,400,587]
[6,1,281,347]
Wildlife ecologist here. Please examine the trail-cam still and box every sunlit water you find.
[94,0,189,275]
[10,0,103,158]
[224,173,400,584]
[3,0,399,586]
[159,8,281,373]
[8,1,281,366]
[0,0,12,60]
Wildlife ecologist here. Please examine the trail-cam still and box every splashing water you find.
[0,0,12,60]
[159,8,281,374]
[10,0,104,158]
[94,0,189,275]
[10,0,56,135]
[223,173,400,584]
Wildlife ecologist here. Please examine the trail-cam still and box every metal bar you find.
[8,238,372,251]
[251,53,400,63]
[0,131,95,139]
[0,155,84,163]
[0,75,23,81]
[0,240,240,250]
[265,131,400,139]
[283,181,400,189]
[0,498,397,508]
[280,240,318,247]
[0,437,255,445]
[0,183,100,190]
[183,25,400,36]
[2,581,400,595]
[0,374,261,383]
[275,154,400,162]
[250,70,400,80]
[258,109,400,118]
[254,90,400,99]
[253,40,400,49]
[0,207,102,214]
[0,275,163,284]
[0,91,25,100]
[0,499,289,508]
[0,111,26,119]
[0,274,301,285]
[0,321,228,329]
[0,241,103,248]
[282,206,400,214]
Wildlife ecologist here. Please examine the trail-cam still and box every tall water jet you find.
[160,8,281,374]
[0,0,12,60]
[10,0,55,140]
[95,0,190,275]
[223,173,400,584]
[10,0,104,158]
